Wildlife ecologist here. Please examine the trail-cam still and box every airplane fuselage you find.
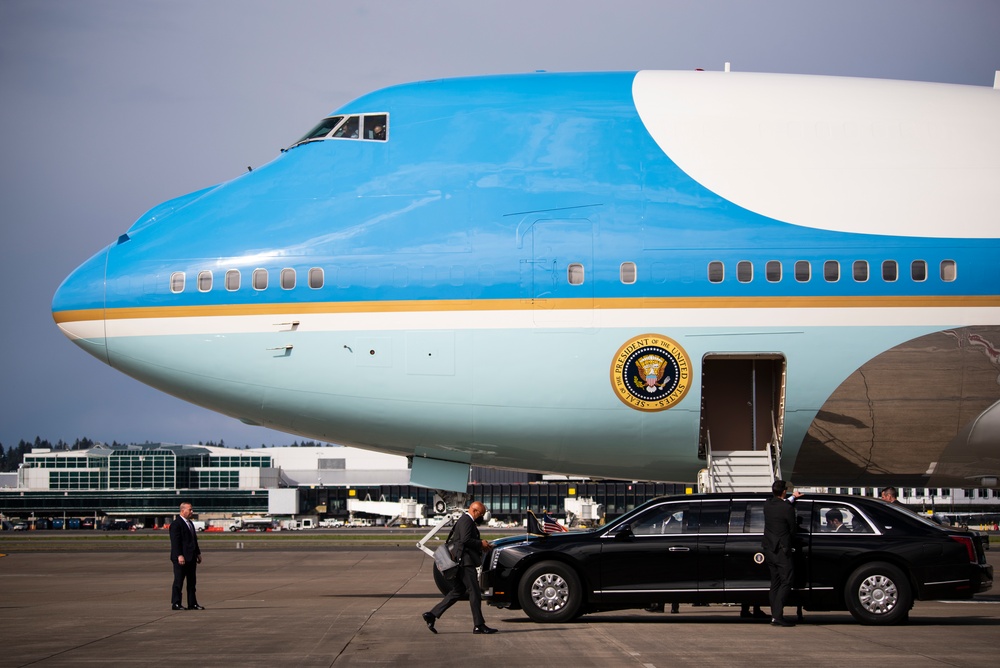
[53,71,1000,490]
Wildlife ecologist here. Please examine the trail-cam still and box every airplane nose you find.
[52,245,110,365]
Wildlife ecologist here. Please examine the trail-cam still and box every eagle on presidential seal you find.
[632,353,672,393]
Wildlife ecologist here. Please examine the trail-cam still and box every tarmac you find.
[1,540,998,668]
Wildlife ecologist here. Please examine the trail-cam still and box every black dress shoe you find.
[473,625,498,634]
[188,604,205,610]
[422,612,437,634]
[770,617,795,627]
[171,604,185,610]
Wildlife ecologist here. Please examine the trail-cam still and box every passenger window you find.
[708,261,724,283]
[620,261,637,285]
[631,502,693,535]
[197,270,213,292]
[815,503,873,534]
[882,260,898,282]
[824,260,840,282]
[567,263,584,285]
[911,260,927,282]
[252,268,268,291]
[225,269,240,291]
[333,116,360,139]
[744,501,765,533]
[737,261,753,283]
[940,260,956,282]
[765,260,781,283]
[363,114,387,140]
[280,268,296,290]
[728,502,747,533]
[795,501,812,534]
[794,260,811,283]
[308,267,324,289]
[853,260,869,282]
[697,502,730,534]
[169,272,185,294]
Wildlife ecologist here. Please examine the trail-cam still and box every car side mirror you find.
[614,524,634,541]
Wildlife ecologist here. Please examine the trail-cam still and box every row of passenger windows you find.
[573,259,957,286]
[169,258,957,294]
[708,259,957,284]
[171,268,325,293]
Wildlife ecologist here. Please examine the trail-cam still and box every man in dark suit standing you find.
[422,501,498,634]
[762,480,801,627]
[169,501,203,610]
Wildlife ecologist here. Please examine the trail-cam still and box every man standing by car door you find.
[763,480,801,627]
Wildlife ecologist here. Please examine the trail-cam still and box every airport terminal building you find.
[2,443,998,528]
[0,443,685,527]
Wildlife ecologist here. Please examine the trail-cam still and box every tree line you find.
[0,437,336,472]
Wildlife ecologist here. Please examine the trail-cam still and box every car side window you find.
[631,502,694,535]
[698,501,730,534]
[743,501,766,533]
[814,502,873,534]
[795,500,812,534]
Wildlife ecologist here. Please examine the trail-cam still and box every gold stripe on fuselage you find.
[51,295,1000,324]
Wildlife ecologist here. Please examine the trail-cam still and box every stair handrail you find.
[705,430,715,493]
[769,411,781,482]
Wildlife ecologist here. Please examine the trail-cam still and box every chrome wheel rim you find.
[857,574,898,615]
[529,572,569,612]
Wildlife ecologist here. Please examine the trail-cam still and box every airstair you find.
[699,426,781,493]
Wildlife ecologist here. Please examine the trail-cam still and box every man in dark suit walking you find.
[422,501,498,634]
[169,501,203,610]
[762,480,801,627]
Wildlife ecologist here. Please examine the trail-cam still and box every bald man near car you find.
[422,501,498,634]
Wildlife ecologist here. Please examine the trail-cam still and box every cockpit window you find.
[363,114,387,140]
[332,116,360,138]
[294,116,344,145]
[288,113,388,149]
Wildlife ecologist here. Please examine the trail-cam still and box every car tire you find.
[518,561,582,623]
[844,561,912,625]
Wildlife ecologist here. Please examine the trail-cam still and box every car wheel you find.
[518,561,582,623]
[844,561,912,625]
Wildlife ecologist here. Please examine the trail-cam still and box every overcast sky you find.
[1,0,998,449]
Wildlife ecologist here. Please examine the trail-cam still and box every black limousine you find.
[477,493,993,625]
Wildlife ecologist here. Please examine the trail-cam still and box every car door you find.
[806,500,877,600]
[696,500,731,597]
[723,499,770,597]
[598,499,700,603]
[724,498,811,602]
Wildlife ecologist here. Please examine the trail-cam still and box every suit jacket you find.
[762,496,796,555]
[170,515,201,564]
[450,512,484,567]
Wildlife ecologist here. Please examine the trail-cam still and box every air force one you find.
[52,70,1000,492]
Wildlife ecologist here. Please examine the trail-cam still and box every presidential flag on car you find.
[542,513,568,533]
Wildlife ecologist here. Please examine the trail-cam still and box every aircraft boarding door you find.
[699,355,786,455]
[520,220,594,327]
